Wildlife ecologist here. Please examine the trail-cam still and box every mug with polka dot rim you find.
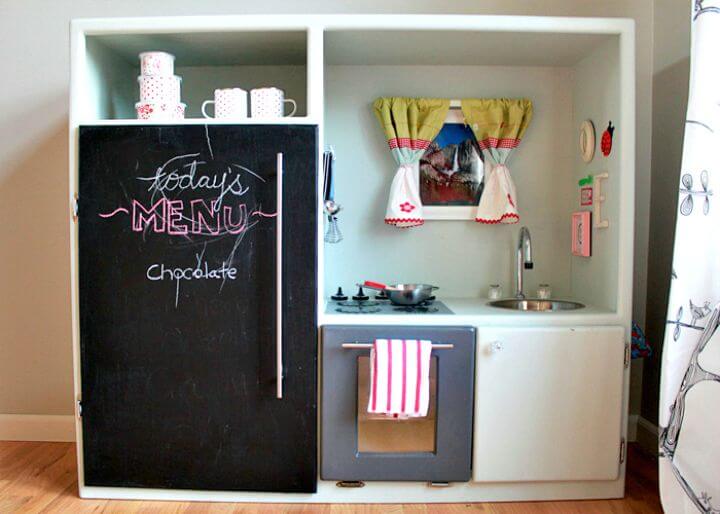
[250,87,297,118]
[202,88,248,119]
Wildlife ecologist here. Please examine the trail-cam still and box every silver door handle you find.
[276,152,283,399]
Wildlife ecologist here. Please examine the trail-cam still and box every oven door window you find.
[356,356,438,453]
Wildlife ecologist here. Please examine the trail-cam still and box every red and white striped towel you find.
[367,338,432,418]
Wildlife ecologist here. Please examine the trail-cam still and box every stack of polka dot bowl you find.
[135,52,186,120]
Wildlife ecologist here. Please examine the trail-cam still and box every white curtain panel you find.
[659,1,720,512]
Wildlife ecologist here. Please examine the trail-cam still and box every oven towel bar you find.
[366,338,434,418]
[342,342,453,349]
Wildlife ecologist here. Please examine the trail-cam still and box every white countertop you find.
[319,297,624,327]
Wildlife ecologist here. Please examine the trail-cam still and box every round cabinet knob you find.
[489,341,504,354]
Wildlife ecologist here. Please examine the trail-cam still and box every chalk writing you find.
[98,207,129,218]
[147,250,238,307]
[130,198,249,235]
[252,210,279,218]
[97,146,272,307]
[136,154,265,212]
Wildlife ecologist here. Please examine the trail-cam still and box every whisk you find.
[323,149,343,243]
[324,200,343,243]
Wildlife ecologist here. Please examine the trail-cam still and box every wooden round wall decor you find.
[579,120,595,163]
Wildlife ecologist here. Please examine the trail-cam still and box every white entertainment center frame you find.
[69,14,635,503]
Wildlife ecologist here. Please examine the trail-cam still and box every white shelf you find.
[77,116,320,126]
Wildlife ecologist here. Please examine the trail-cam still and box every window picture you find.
[419,123,484,206]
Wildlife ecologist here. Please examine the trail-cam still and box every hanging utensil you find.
[323,147,343,243]
[324,199,343,243]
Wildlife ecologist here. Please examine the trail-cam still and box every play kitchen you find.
[70,14,634,504]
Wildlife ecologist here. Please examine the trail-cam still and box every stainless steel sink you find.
[488,299,585,312]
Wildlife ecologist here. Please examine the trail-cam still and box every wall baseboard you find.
[635,416,659,455]
[0,414,75,442]
[627,414,639,442]
[0,413,658,448]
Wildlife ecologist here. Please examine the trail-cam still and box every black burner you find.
[392,298,435,307]
[328,296,453,315]
[335,304,382,313]
[375,290,390,300]
[338,300,380,307]
[393,305,439,313]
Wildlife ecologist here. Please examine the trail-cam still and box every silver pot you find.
[361,281,439,306]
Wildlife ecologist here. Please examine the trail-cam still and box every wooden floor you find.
[0,442,662,513]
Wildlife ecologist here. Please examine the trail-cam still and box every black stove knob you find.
[331,287,348,301]
[352,286,369,301]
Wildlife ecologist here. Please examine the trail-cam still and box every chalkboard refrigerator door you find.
[77,125,317,493]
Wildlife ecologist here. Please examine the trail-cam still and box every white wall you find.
[0,0,653,418]
[325,64,575,300]
[570,38,621,311]
[642,0,691,427]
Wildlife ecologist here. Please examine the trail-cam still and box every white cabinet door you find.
[473,326,626,482]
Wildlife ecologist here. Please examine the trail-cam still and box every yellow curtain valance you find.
[373,97,533,149]
[460,98,533,149]
[373,97,450,150]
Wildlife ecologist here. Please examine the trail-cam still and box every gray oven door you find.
[321,325,475,482]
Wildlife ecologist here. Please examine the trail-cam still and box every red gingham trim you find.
[475,213,519,224]
[385,217,425,228]
[387,138,432,151]
[477,137,522,150]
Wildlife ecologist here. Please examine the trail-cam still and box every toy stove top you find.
[328,288,454,315]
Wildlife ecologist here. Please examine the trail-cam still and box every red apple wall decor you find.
[601,121,614,157]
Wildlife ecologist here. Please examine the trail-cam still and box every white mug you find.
[202,88,248,119]
[250,87,297,118]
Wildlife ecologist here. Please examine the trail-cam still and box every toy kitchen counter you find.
[321,294,622,327]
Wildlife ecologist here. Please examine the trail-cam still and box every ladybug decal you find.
[601,121,615,157]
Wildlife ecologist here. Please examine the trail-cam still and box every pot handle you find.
[362,280,387,291]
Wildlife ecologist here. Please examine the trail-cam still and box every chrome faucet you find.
[515,226,534,299]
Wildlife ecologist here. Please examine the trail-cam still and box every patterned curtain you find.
[659,2,720,512]
[373,97,450,228]
[461,99,533,224]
